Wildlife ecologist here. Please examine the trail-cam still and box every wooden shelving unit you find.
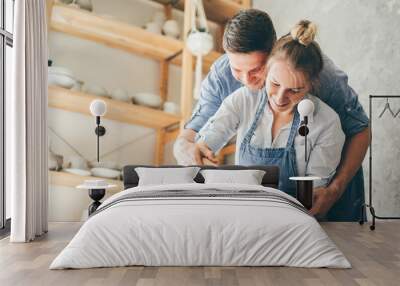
[151,0,246,24]
[48,85,180,129]
[50,3,220,73]
[49,171,123,193]
[47,0,250,189]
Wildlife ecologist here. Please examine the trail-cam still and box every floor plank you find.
[0,221,399,286]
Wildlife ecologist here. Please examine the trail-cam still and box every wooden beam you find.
[50,3,220,72]
[152,0,243,24]
[164,128,179,143]
[48,86,180,129]
[159,60,169,104]
[46,0,54,32]
[154,128,166,165]
[241,0,252,8]
[180,0,195,129]
[164,3,173,20]
[51,3,183,61]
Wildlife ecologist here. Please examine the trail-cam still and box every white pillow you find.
[135,167,200,186]
[200,169,266,185]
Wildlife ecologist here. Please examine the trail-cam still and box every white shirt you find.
[197,87,345,188]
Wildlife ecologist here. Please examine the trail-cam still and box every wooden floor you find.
[0,221,399,286]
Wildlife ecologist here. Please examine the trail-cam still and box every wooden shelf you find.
[50,3,221,72]
[49,170,123,193]
[48,85,181,129]
[151,0,244,24]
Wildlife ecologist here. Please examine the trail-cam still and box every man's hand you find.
[309,186,341,216]
[311,127,370,216]
[194,141,218,166]
[173,129,218,165]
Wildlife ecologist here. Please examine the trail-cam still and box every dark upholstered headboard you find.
[122,165,280,190]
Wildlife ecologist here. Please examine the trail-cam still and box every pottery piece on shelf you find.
[64,168,92,177]
[56,0,73,4]
[90,167,121,179]
[89,161,120,170]
[48,66,78,89]
[162,20,180,39]
[48,66,75,78]
[48,73,77,89]
[76,0,93,11]
[110,88,130,102]
[132,92,162,108]
[71,80,84,92]
[153,11,166,27]
[67,155,89,170]
[163,101,180,114]
[49,150,64,171]
[82,83,110,98]
[145,21,162,35]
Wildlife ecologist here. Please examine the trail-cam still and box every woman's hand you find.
[194,141,218,166]
[309,186,341,216]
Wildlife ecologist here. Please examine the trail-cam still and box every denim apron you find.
[237,92,365,222]
[238,92,300,198]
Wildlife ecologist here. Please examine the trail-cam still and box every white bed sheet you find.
[50,183,351,269]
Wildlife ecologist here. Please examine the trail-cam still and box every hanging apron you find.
[238,92,300,198]
[237,91,365,222]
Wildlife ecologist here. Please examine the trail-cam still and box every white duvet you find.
[50,183,351,269]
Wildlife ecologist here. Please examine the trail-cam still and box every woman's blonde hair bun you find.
[290,20,317,46]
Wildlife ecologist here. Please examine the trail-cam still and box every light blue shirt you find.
[185,53,369,138]
[197,89,345,188]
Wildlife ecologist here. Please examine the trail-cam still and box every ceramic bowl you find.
[153,11,166,26]
[48,73,77,89]
[48,150,63,171]
[82,83,110,98]
[145,21,162,35]
[64,168,91,177]
[91,167,121,179]
[110,88,130,102]
[163,20,180,39]
[76,0,93,11]
[90,161,120,170]
[132,92,162,108]
[48,66,75,78]
[67,155,89,170]
[71,80,84,92]
[163,101,179,114]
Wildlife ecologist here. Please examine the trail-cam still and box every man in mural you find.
[173,9,369,221]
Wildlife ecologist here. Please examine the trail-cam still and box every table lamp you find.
[290,99,320,210]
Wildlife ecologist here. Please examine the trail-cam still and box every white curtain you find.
[8,0,48,242]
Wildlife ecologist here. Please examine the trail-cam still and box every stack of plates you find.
[48,66,78,89]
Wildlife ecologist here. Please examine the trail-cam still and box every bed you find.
[50,165,350,269]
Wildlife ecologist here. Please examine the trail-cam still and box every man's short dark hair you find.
[223,9,276,54]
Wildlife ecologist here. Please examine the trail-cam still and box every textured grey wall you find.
[254,0,400,216]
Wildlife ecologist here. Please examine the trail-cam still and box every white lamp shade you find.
[297,99,315,117]
[90,99,107,117]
